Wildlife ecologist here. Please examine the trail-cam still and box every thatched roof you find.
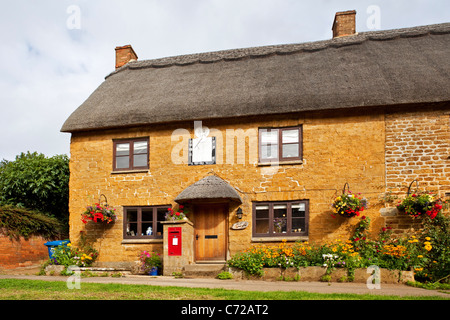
[61,23,450,133]
[174,175,243,204]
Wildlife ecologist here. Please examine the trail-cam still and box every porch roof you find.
[174,175,243,204]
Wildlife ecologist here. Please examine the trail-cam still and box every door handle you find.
[195,234,199,240]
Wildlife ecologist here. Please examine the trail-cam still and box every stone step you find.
[183,263,226,278]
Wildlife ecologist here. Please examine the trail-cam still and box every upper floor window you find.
[259,126,302,163]
[113,138,149,171]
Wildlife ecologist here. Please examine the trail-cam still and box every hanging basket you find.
[81,194,117,224]
[331,183,368,218]
[397,180,443,219]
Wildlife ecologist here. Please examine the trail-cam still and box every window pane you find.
[142,209,153,222]
[133,154,147,167]
[292,203,306,218]
[126,210,138,222]
[134,141,147,154]
[142,222,153,236]
[255,205,269,219]
[126,223,138,237]
[156,208,167,237]
[273,204,287,218]
[116,143,130,156]
[255,219,269,234]
[292,218,305,233]
[282,143,299,158]
[261,144,278,159]
[282,129,299,143]
[260,130,278,144]
[116,156,130,169]
[273,217,287,233]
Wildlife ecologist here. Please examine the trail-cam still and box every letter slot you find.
[168,227,182,256]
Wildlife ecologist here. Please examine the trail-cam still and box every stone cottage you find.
[61,11,450,272]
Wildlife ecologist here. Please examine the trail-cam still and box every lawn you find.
[0,278,447,300]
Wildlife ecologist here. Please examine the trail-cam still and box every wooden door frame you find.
[193,202,229,263]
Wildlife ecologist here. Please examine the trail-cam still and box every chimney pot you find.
[332,10,356,38]
[115,45,138,69]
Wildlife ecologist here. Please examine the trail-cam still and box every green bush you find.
[0,152,69,230]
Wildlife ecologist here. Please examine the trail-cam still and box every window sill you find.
[111,169,150,175]
[258,160,303,166]
[251,236,308,242]
[121,239,163,244]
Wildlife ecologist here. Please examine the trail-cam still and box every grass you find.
[0,279,448,300]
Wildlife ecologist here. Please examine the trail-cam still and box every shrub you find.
[0,205,62,239]
[0,152,69,230]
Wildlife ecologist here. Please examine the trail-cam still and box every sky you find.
[0,0,448,161]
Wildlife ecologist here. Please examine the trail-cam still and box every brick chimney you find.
[115,45,138,69]
[332,10,356,38]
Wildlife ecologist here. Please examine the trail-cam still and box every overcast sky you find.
[0,0,448,161]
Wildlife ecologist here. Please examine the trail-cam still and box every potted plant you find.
[165,205,187,221]
[331,184,368,218]
[81,202,117,224]
[139,251,162,275]
[397,192,444,219]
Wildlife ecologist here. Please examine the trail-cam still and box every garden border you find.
[228,266,414,284]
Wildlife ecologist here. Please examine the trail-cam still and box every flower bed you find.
[228,213,450,284]
[228,266,414,284]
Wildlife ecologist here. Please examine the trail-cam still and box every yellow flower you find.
[415,267,423,271]
[425,237,431,241]
[417,255,423,258]
[67,243,72,247]
[424,245,432,251]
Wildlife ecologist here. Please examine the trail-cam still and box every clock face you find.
[189,136,216,165]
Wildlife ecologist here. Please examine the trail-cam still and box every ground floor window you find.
[123,206,169,239]
[252,200,309,237]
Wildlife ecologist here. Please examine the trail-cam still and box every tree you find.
[0,152,69,229]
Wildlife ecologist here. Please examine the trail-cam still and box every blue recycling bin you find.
[44,240,70,259]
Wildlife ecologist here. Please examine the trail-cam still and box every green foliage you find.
[414,212,450,282]
[227,251,265,276]
[216,271,233,280]
[0,152,70,228]
[49,239,98,267]
[0,205,62,239]
[228,213,450,283]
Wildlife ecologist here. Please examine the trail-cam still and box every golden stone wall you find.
[68,109,387,266]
